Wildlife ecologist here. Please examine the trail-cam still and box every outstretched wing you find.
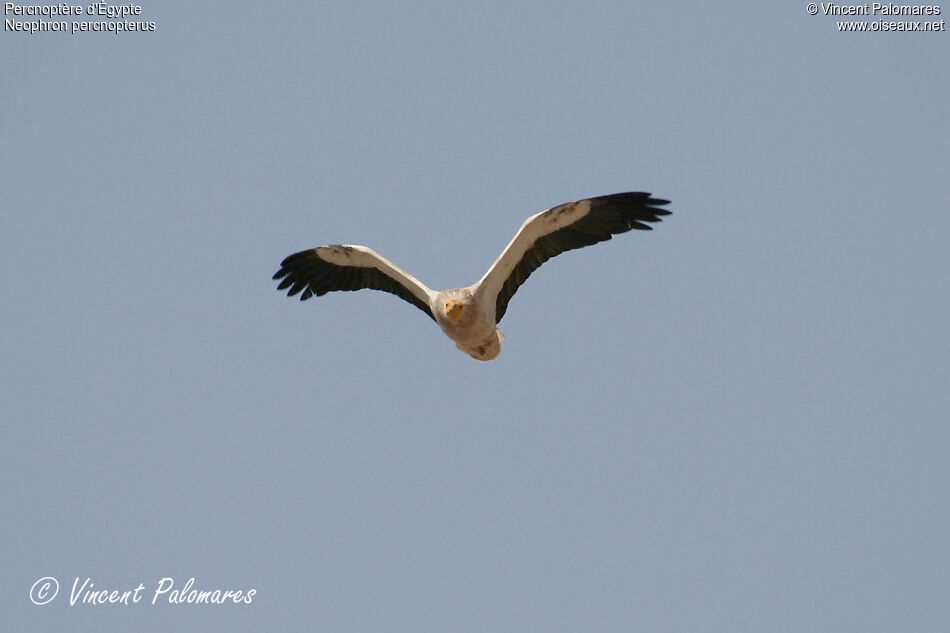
[273,244,436,321]
[476,192,671,323]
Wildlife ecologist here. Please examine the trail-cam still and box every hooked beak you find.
[445,300,463,321]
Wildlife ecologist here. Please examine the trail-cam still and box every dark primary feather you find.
[273,249,435,321]
[494,192,671,323]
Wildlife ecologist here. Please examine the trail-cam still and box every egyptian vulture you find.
[274,192,671,360]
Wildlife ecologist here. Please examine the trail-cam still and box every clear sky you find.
[3,2,948,631]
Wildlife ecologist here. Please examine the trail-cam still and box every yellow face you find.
[444,300,464,321]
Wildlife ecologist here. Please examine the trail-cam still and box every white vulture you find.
[273,192,671,360]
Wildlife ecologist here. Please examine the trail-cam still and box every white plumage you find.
[274,192,671,360]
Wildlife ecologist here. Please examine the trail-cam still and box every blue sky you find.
[3,2,948,631]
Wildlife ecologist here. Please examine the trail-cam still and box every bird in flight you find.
[274,192,671,360]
